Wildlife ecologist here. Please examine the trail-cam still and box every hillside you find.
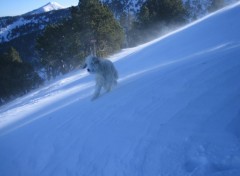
[0,2,68,43]
[0,2,240,176]
[0,2,70,62]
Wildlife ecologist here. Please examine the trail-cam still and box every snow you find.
[1,2,240,176]
[26,2,65,16]
[0,17,40,42]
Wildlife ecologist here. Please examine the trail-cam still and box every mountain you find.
[0,2,68,43]
[24,2,65,16]
[0,2,240,176]
[0,2,70,62]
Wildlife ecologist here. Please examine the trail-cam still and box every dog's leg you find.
[114,80,117,86]
[104,82,111,92]
[92,84,102,101]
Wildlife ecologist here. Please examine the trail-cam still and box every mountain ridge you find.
[0,2,68,43]
[0,5,70,62]
[23,2,65,16]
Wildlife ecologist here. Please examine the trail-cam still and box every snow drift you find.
[0,2,240,176]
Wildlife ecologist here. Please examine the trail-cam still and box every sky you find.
[0,0,79,17]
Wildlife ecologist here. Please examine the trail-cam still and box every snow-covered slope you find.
[1,2,240,176]
[24,2,65,16]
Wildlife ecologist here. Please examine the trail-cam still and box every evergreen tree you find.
[104,0,125,17]
[72,0,124,56]
[36,0,124,80]
[139,0,187,26]
[3,46,22,63]
[119,11,135,47]
[129,0,187,46]
[208,0,225,12]
[36,22,82,80]
[0,47,43,104]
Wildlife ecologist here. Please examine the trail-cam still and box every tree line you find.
[36,0,188,80]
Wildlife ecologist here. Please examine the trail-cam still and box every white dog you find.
[83,55,118,100]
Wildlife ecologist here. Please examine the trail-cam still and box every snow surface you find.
[1,2,240,176]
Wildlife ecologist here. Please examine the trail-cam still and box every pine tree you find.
[36,0,124,80]
[129,0,187,46]
[36,21,83,80]
[138,6,150,26]
[72,0,124,56]
[208,0,225,12]
[3,47,22,63]
[138,0,187,26]
[0,47,42,104]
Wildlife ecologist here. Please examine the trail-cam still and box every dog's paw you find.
[91,97,96,101]
[91,95,99,101]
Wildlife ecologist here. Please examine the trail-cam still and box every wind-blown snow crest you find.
[0,2,240,176]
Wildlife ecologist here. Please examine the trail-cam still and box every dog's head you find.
[83,55,99,74]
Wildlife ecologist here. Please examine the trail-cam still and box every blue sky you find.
[0,0,79,17]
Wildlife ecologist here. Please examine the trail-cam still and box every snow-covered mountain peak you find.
[43,2,65,11]
[24,1,65,15]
